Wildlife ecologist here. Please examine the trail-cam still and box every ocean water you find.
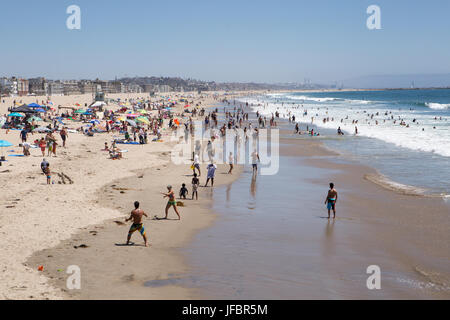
[239,89,450,195]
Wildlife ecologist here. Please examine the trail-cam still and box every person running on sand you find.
[191,173,199,200]
[325,183,338,219]
[125,201,148,247]
[161,185,180,220]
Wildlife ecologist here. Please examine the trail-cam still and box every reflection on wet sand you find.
[323,219,336,256]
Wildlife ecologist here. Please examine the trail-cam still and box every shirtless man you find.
[325,183,338,219]
[125,201,149,246]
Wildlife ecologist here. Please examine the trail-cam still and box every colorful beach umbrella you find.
[27,116,42,122]
[8,112,24,117]
[127,119,137,127]
[0,140,13,148]
[136,117,150,125]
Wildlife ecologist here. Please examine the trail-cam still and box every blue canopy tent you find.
[27,103,42,108]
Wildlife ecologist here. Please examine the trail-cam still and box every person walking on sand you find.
[325,183,338,219]
[228,152,234,174]
[205,162,217,187]
[251,150,260,175]
[44,164,51,185]
[52,139,58,157]
[40,158,49,174]
[125,201,149,247]
[161,185,181,220]
[39,138,46,157]
[60,127,68,148]
[192,153,201,176]
[192,173,199,200]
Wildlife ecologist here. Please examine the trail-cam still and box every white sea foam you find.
[425,102,450,110]
[284,95,339,102]
[239,96,450,158]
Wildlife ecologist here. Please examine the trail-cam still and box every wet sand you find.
[176,123,450,299]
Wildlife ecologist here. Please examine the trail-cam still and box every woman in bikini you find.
[161,185,180,220]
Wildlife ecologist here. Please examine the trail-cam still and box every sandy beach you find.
[0,92,242,299]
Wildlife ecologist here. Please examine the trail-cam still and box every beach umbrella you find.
[33,127,51,133]
[127,119,137,127]
[138,109,148,114]
[0,140,13,148]
[35,108,46,113]
[27,103,41,108]
[136,117,150,125]
[91,101,106,107]
[117,116,126,121]
[27,116,42,122]
[74,109,85,114]
[0,140,13,159]
[8,112,24,117]
[90,119,101,124]
[82,112,93,115]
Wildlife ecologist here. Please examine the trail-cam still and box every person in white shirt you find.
[192,153,201,177]
[228,152,234,174]
[251,150,260,174]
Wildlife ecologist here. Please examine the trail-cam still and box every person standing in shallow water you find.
[325,183,338,219]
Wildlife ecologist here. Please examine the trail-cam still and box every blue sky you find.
[1,0,449,85]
